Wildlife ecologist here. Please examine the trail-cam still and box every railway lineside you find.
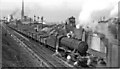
[7,29,51,67]
[5,24,74,67]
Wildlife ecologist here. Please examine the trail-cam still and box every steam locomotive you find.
[20,16,88,56]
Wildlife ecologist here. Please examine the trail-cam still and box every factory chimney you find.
[21,0,24,20]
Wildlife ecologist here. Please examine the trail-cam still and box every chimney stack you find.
[21,0,24,20]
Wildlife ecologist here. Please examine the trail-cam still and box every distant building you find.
[65,16,76,33]
[68,16,76,27]
[7,15,14,22]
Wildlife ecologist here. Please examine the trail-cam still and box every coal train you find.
[10,16,88,56]
[8,16,106,67]
[7,16,120,67]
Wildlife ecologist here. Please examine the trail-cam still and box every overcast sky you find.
[0,0,119,22]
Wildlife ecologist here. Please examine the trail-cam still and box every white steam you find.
[77,0,119,29]
[110,3,118,17]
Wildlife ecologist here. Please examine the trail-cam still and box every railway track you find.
[5,24,74,67]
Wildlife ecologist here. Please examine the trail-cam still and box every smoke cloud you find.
[77,0,119,29]
[11,9,19,16]
[110,3,118,17]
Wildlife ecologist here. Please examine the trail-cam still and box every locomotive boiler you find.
[45,34,88,55]
[59,36,88,54]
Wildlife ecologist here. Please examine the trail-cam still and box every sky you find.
[0,0,119,22]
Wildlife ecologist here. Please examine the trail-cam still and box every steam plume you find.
[77,0,119,29]
[110,3,118,18]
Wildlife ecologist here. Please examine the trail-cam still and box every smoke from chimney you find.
[10,9,19,16]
